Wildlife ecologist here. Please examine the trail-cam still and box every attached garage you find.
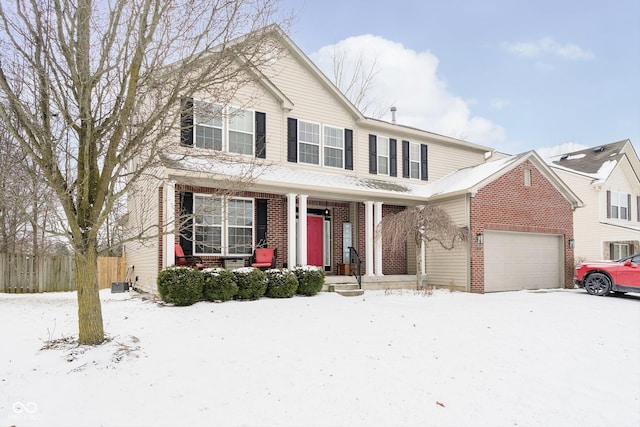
[484,231,564,292]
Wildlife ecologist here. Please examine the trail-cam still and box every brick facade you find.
[469,160,575,293]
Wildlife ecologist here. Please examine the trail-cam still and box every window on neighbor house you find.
[193,194,254,255]
[194,101,255,156]
[377,136,389,175]
[612,243,629,260]
[323,125,344,168]
[409,142,421,179]
[610,191,629,220]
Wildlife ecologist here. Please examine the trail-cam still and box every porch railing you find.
[348,246,362,289]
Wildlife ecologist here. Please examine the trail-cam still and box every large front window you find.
[612,243,629,260]
[193,195,253,255]
[194,101,254,155]
[298,120,345,167]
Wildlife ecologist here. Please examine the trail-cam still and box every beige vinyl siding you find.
[125,169,162,294]
[425,196,470,290]
[555,162,640,262]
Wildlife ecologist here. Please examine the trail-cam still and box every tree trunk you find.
[415,241,423,290]
[75,239,104,345]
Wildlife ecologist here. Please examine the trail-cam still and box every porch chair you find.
[174,244,204,269]
[250,247,277,270]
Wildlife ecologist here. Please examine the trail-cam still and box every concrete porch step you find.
[335,289,364,297]
[327,283,363,297]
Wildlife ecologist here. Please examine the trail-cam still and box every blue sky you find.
[278,0,640,156]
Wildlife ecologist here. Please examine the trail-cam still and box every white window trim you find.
[409,141,421,180]
[377,136,390,176]
[297,119,345,169]
[611,191,629,220]
[193,194,254,256]
[194,101,255,156]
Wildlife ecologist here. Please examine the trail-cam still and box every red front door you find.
[307,216,324,267]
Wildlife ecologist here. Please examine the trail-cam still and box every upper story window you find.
[323,125,344,168]
[409,142,421,179]
[298,120,320,165]
[195,101,223,150]
[193,194,254,256]
[195,102,255,156]
[181,97,266,158]
[377,136,389,175]
[609,190,630,220]
[288,118,353,170]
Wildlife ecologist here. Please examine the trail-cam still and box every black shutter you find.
[389,138,397,177]
[420,144,428,181]
[256,199,268,247]
[402,140,410,178]
[609,243,614,260]
[606,190,611,219]
[344,129,353,170]
[287,118,297,163]
[628,194,632,221]
[255,112,266,159]
[369,134,377,174]
[180,97,194,146]
[179,192,194,255]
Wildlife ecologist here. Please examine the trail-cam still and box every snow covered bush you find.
[157,266,203,306]
[202,268,238,302]
[265,269,298,298]
[233,267,267,300]
[293,266,325,296]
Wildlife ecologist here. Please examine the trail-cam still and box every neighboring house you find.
[546,140,640,262]
[125,25,582,294]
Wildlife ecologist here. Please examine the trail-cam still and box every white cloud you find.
[311,35,505,145]
[502,37,595,60]
[536,142,589,158]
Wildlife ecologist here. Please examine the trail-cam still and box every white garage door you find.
[484,231,563,292]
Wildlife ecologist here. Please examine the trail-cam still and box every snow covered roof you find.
[545,140,629,182]
[161,149,582,209]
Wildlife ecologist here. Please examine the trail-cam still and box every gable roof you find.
[425,150,584,209]
[546,139,640,184]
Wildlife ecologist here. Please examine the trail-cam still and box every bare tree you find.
[330,45,392,119]
[378,205,469,290]
[0,0,288,344]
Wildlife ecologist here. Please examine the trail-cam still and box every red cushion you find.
[255,248,274,263]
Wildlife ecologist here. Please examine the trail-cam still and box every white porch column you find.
[163,180,176,268]
[287,193,297,269]
[297,194,308,266]
[374,201,384,276]
[364,201,374,276]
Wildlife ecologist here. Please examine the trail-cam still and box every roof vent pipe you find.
[391,106,397,124]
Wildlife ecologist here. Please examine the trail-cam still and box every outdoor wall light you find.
[568,238,575,249]
[476,233,484,245]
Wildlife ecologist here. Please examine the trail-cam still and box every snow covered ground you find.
[1,287,639,427]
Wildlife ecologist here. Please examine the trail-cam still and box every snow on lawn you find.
[1,288,639,427]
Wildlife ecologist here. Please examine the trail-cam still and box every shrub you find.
[202,268,238,302]
[293,266,325,296]
[157,266,203,306]
[233,267,267,300]
[265,269,298,298]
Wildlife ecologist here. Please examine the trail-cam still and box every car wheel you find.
[584,272,612,296]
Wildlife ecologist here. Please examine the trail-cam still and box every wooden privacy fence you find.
[0,253,126,293]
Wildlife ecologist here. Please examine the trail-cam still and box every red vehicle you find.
[574,254,640,296]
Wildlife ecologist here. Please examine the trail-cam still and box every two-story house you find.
[547,140,640,262]
[125,25,582,294]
